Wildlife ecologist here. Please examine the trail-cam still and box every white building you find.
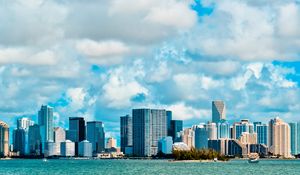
[61,140,75,157]
[45,141,60,157]
[79,140,92,157]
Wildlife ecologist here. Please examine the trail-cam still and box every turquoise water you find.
[0,159,299,175]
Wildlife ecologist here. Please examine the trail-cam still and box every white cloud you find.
[66,88,86,111]
[76,39,130,65]
[168,102,210,120]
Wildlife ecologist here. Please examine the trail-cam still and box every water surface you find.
[0,159,299,175]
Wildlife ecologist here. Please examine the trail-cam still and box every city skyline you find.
[1,1,300,142]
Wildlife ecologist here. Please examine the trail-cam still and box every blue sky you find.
[0,0,300,142]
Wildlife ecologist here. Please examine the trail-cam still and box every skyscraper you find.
[256,124,268,146]
[271,118,291,158]
[268,118,276,148]
[17,118,34,130]
[132,109,167,157]
[13,128,26,155]
[53,127,66,155]
[86,121,105,154]
[38,105,54,152]
[289,122,297,155]
[206,122,218,140]
[233,119,254,139]
[166,111,172,137]
[68,117,85,142]
[120,115,132,153]
[181,128,195,149]
[253,122,262,132]
[194,124,208,149]
[170,120,183,143]
[28,124,42,155]
[0,121,9,157]
[217,120,230,139]
[212,100,226,123]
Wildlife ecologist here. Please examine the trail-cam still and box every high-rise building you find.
[256,124,268,146]
[194,124,208,149]
[120,115,132,153]
[253,122,262,133]
[170,120,183,143]
[54,127,66,143]
[158,136,173,154]
[61,140,75,157]
[239,132,257,145]
[79,140,92,157]
[206,122,217,140]
[217,120,230,139]
[28,124,42,155]
[233,119,254,139]
[38,105,54,153]
[0,121,9,157]
[13,128,26,155]
[181,128,195,149]
[132,109,167,157]
[268,118,276,148]
[270,118,291,158]
[212,100,226,123]
[166,111,172,137]
[17,118,34,130]
[53,127,66,156]
[289,122,297,155]
[86,121,105,154]
[106,137,117,149]
[45,141,60,157]
[69,117,85,142]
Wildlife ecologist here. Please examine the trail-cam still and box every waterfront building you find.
[28,124,42,155]
[212,100,226,123]
[194,124,208,149]
[166,111,172,137]
[253,122,262,132]
[0,121,9,157]
[38,105,54,153]
[208,139,226,155]
[13,128,26,155]
[170,120,183,143]
[158,137,173,154]
[233,119,254,139]
[270,118,291,158]
[106,137,117,149]
[217,120,230,139]
[256,124,268,146]
[181,128,195,149]
[239,132,257,145]
[86,121,105,153]
[79,140,92,157]
[268,118,277,148]
[206,122,217,140]
[69,117,85,142]
[132,109,167,157]
[61,140,75,157]
[120,115,132,153]
[45,141,60,157]
[226,139,247,157]
[289,122,297,155]
[53,127,66,155]
[248,144,268,157]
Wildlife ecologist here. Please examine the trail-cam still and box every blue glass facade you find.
[289,123,297,155]
[170,120,183,143]
[256,124,268,146]
[217,120,230,139]
[194,125,208,149]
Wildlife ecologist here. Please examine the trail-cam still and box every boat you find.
[42,158,48,162]
[248,153,259,163]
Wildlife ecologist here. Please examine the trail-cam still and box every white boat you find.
[248,153,259,163]
[42,158,48,162]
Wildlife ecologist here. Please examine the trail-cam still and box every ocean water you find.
[0,159,299,175]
